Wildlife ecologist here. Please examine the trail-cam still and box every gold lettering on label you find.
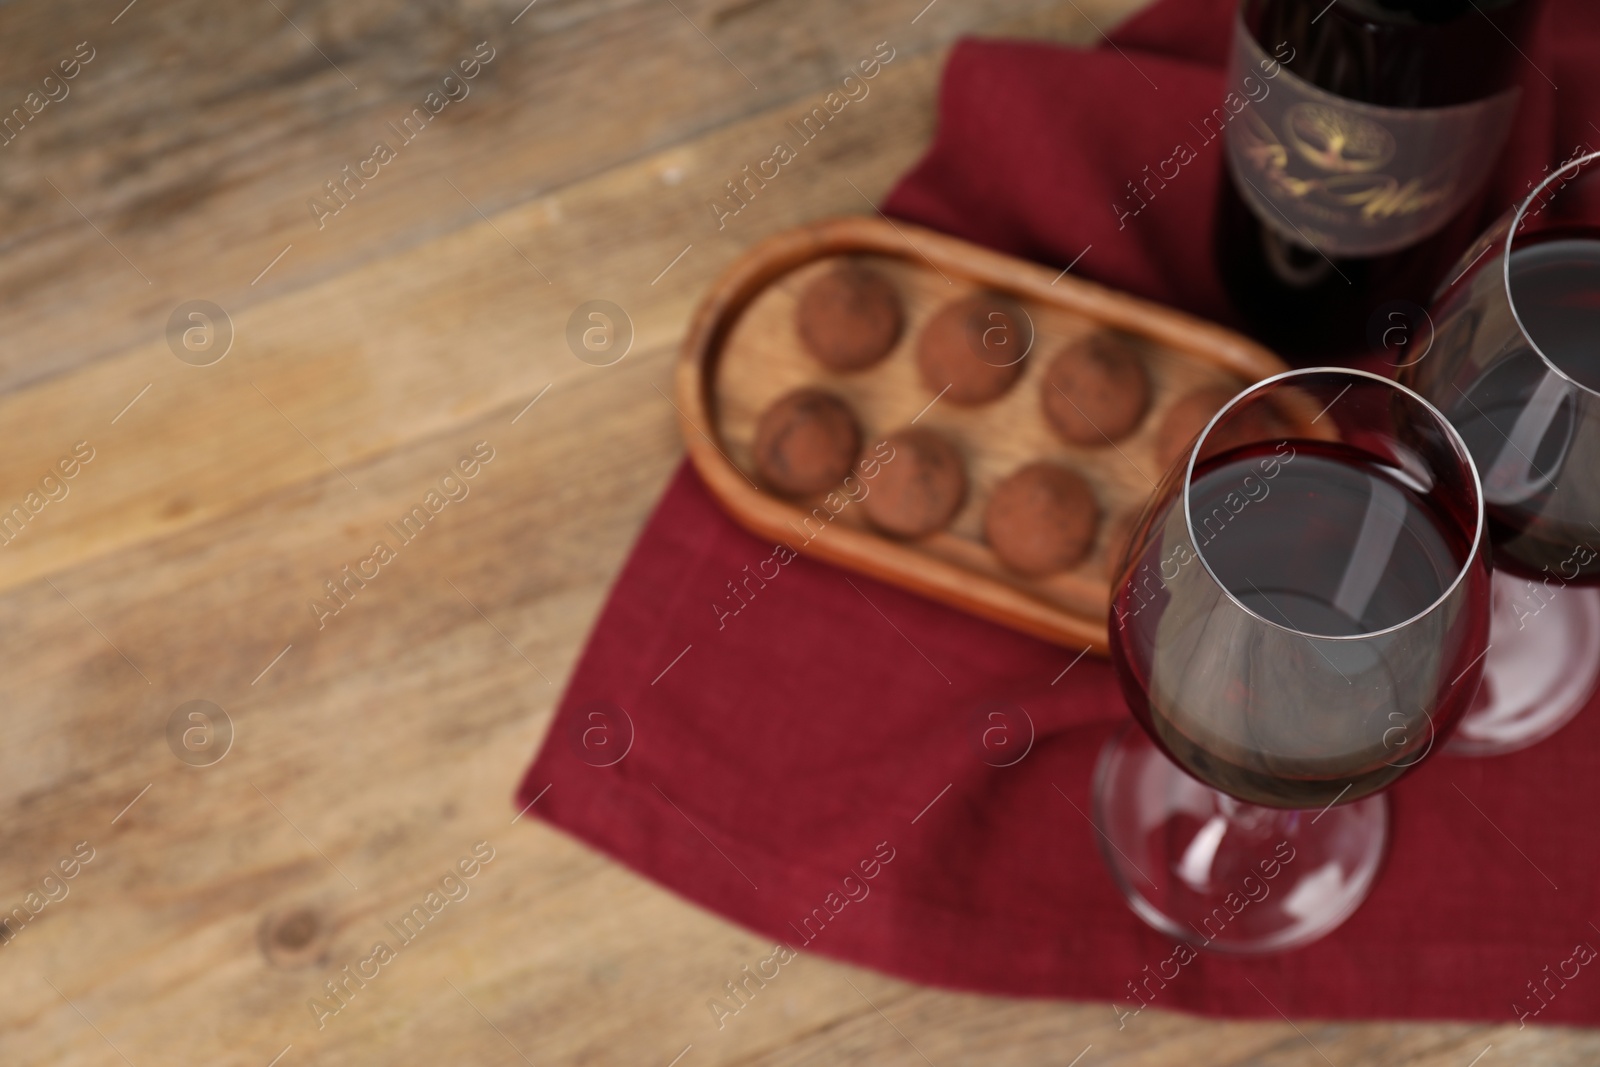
[1352,177,1453,221]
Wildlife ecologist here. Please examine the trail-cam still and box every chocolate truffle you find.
[861,428,968,538]
[1041,332,1151,446]
[915,293,1030,404]
[753,388,862,497]
[1155,383,1277,471]
[795,264,904,372]
[984,462,1100,576]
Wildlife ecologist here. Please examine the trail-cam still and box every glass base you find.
[1445,570,1600,757]
[1091,725,1388,955]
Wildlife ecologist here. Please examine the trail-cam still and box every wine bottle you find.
[1214,0,1542,358]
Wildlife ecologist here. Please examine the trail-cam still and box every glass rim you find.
[1504,147,1600,401]
[1180,366,1486,642]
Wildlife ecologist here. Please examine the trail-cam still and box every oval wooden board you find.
[674,216,1289,655]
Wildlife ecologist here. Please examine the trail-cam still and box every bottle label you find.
[1224,15,1520,258]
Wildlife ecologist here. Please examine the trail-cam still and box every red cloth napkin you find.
[519,0,1600,1025]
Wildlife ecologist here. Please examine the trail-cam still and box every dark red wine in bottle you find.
[1214,0,1541,358]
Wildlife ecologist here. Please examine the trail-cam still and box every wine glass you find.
[1400,149,1600,756]
[1094,368,1491,952]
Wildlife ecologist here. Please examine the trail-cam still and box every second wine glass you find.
[1402,148,1600,755]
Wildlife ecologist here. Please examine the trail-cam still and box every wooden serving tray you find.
[673,216,1288,654]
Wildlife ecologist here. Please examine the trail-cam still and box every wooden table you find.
[0,0,1590,1063]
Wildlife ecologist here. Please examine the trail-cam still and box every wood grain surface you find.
[0,1,1591,1064]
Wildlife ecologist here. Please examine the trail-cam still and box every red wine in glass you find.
[1114,439,1485,808]
[1511,228,1600,394]
[1437,228,1600,583]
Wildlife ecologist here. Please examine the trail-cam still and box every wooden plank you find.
[0,0,1093,394]
[0,24,1032,594]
